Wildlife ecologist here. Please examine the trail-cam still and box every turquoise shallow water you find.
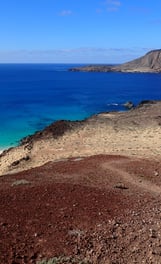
[0,63,161,149]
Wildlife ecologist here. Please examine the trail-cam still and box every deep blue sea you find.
[0,63,161,149]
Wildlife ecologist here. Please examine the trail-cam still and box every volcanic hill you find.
[70,49,161,73]
[1,101,161,263]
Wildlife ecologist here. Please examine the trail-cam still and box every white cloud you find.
[59,10,72,16]
[104,0,121,12]
[0,47,152,63]
[106,0,121,6]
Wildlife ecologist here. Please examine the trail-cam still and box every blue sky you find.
[0,0,161,63]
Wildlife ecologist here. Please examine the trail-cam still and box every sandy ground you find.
[0,100,161,175]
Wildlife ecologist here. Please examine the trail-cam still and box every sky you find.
[0,0,161,63]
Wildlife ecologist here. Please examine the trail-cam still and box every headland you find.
[1,100,161,175]
[69,49,161,73]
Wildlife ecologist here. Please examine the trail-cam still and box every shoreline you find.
[69,49,161,73]
[0,100,161,175]
[0,105,131,153]
[0,148,7,155]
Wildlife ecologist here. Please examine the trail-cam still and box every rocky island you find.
[69,49,161,73]
[1,101,161,263]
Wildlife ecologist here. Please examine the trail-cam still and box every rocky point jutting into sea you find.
[69,49,161,73]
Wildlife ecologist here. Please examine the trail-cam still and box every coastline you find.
[0,104,130,154]
[1,100,161,175]
[2,100,161,263]
[0,148,7,155]
[69,49,161,73]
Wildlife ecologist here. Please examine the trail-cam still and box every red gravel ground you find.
[1,154,161,263]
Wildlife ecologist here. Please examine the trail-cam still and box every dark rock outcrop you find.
[123,101,134,109]
[69,65,114,72]
[20,120,83,146]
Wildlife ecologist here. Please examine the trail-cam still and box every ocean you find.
[0,63,161,149]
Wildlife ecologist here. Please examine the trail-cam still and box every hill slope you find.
[115,49,161,72]
[1,101,161,262]
[1,154,161,263]
[70,49,161,73]
[1,100,161,175]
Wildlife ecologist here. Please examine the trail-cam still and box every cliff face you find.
[69,49,161,73]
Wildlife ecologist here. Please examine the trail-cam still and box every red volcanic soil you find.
[1,155,161,263]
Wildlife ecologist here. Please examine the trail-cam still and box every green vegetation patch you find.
[11,179,31,186]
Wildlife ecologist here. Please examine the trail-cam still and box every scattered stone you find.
[10,155,30,167]
[11,179,31,186]
[150,229,157,238]
[68,229,84,237]
[114,183,129,189]
[154,170,159,176]
[123,101,134,109]
[73,157,84,162]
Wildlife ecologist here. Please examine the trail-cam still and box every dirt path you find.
[101,158,161,195]
[1,155,161,263]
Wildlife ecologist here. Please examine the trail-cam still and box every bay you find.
[0,63,161,149]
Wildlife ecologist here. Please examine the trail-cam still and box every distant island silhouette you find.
[69,49,161,73]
